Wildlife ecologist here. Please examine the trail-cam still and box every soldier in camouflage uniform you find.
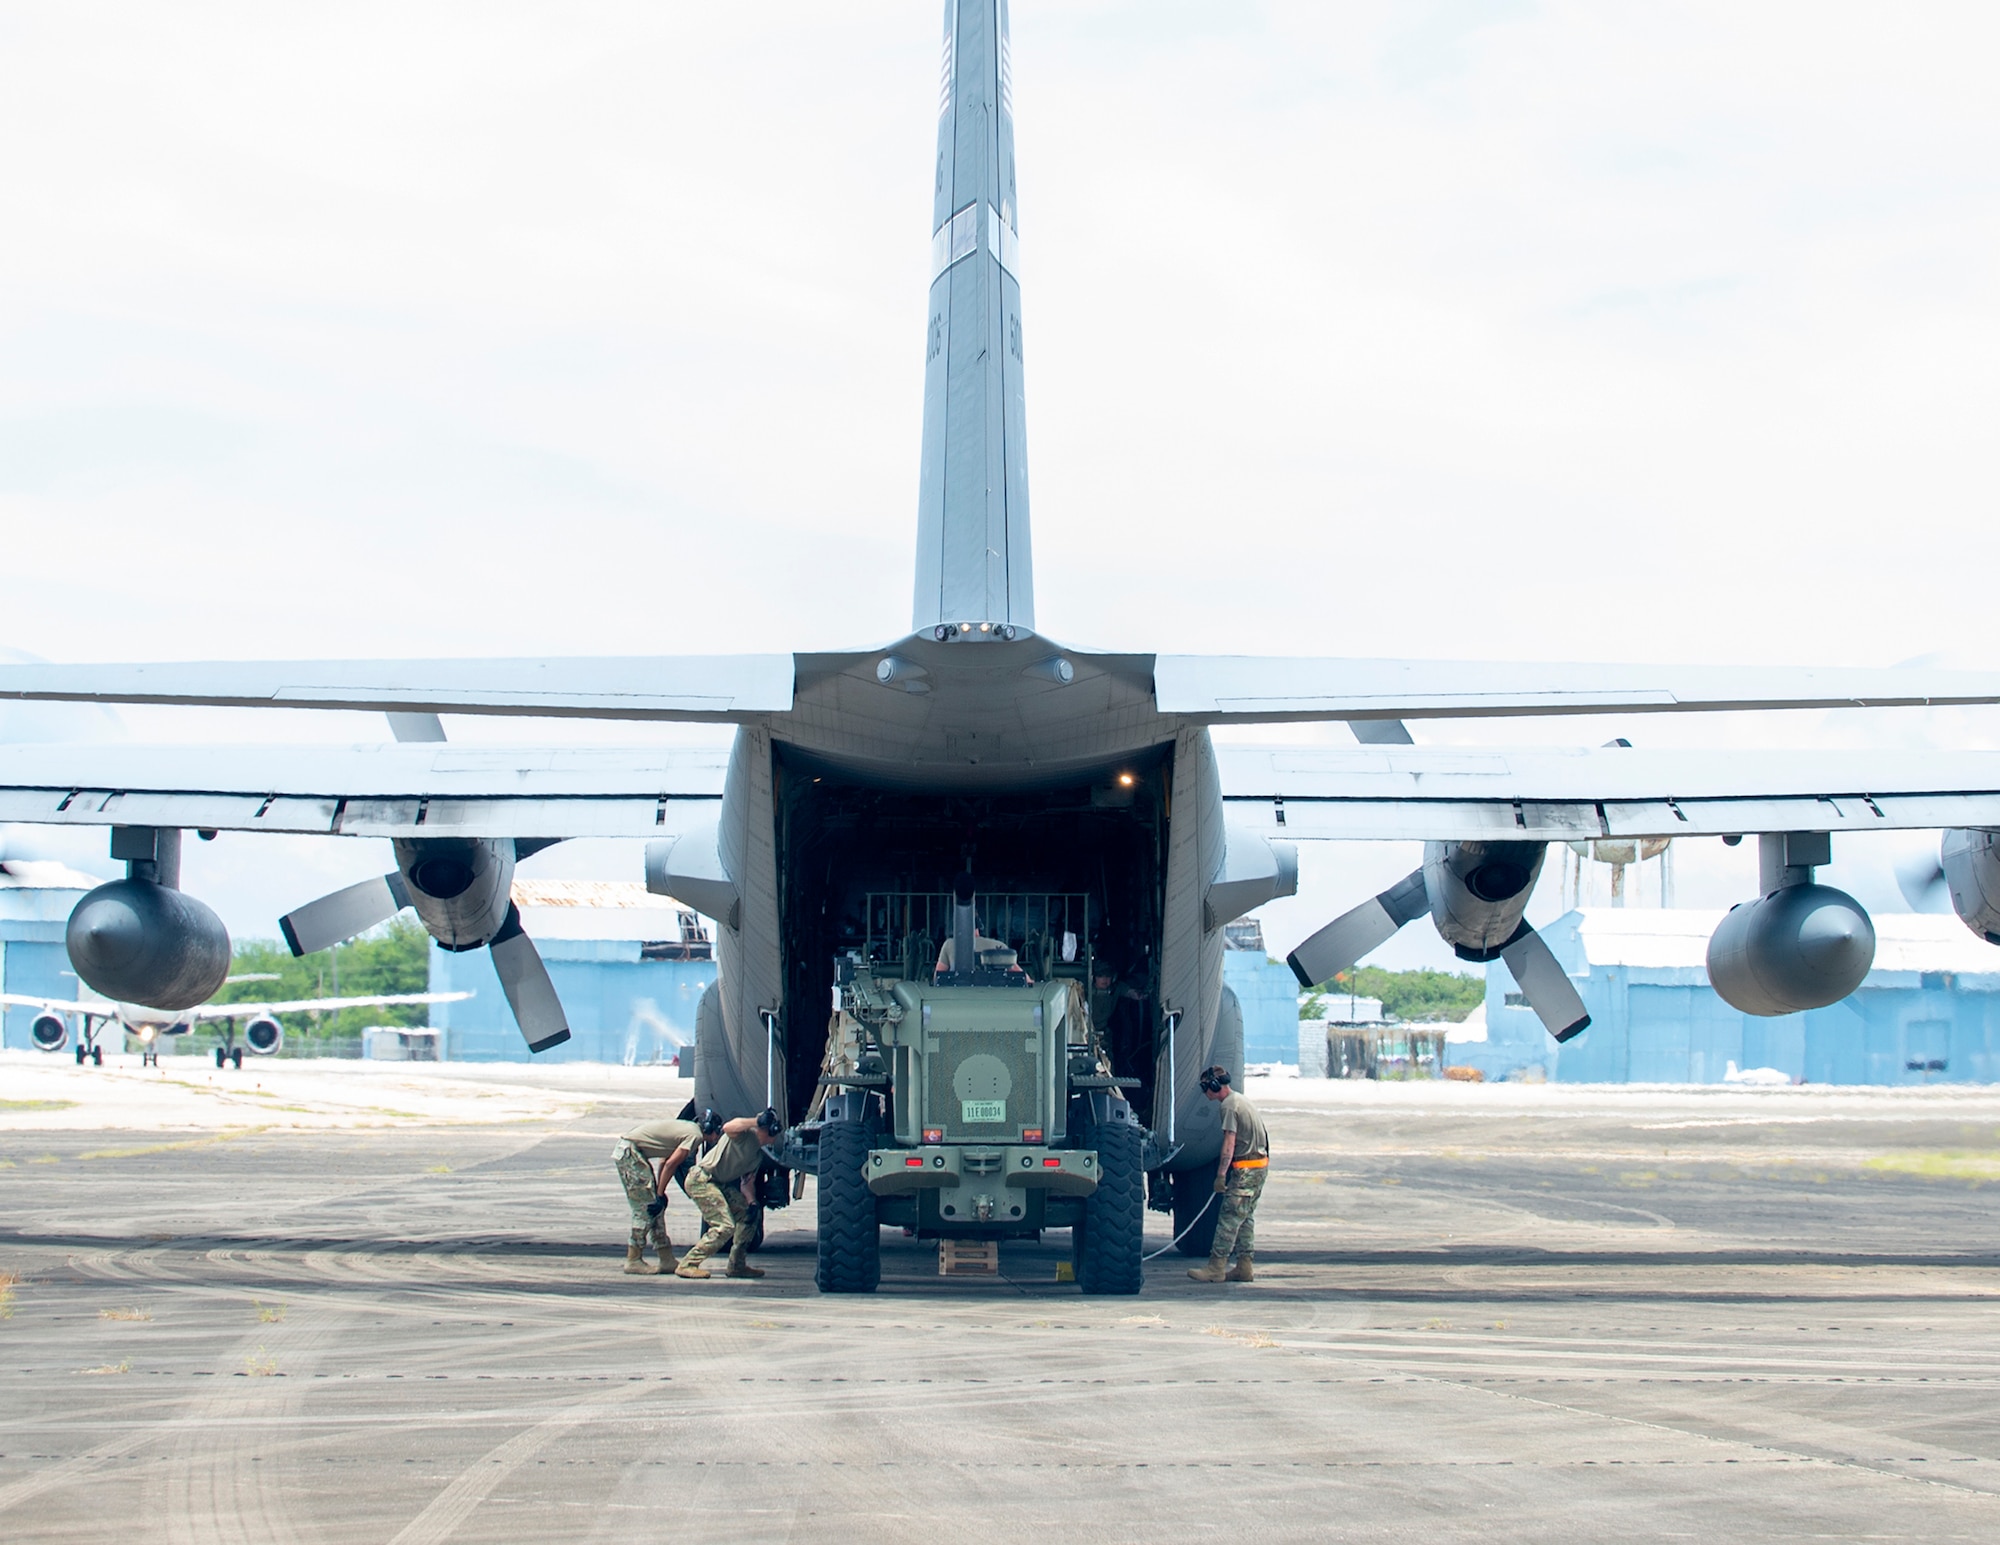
[1188,1066,1269,1284]
[612,1109,720,1275]
[676,1109,783,1280]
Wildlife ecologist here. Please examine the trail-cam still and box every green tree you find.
[1301,966,1485,1024]
[212,918,434,1054]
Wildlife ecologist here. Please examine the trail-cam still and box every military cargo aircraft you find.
[4,1,2000,1250]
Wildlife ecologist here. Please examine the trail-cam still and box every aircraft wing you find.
[0,743,726,839]
[0,654,794,722]
[0,993,101,1018]
[1217,745,2000,841]
[1159,656,2000,724]
[184,991,471,1021]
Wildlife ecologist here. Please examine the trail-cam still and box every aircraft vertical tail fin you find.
[912,0,1035,638]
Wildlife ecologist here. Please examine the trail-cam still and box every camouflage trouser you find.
[1210,1166,1266,1261]
[613,1140,667,1251]
[681,1169,751,1265]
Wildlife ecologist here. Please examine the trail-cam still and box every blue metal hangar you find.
[429,882,714,1064]
[1468,909,2000,1085]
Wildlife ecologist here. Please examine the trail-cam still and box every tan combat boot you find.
[1186,1256,1228,1283]
[1226,1254,1255,1283]
[652,1227,678,1275]
[623,1244,651,1275]
[674,1255,713,1279]
[725,1248,765,1280]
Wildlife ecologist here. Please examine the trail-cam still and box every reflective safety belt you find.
[1230,1156,1269,1170]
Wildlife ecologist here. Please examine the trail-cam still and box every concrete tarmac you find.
[4,1057,2000,1541]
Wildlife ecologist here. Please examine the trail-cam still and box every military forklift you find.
[778,877,1151,1294]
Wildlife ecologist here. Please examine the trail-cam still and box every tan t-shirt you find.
[696,1129,767,1186]
[935,932,1005,971]
[621,1117,703,1162]
[1219,1089,1269,1163]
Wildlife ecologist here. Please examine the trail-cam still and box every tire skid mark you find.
[384,1381,653,1545]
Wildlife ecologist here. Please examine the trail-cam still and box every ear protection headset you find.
[698,1108,724,1137]
[755,1107,783,1136]
[1198,1065,1231,1094]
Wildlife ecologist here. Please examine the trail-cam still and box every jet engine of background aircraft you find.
[1286,839,1591,1041]
[30,1013,67,1051]
[1706,833,1875,1016]
[280,835,570,1052]
[65,827,230,1012]
[243,1016,283,1056]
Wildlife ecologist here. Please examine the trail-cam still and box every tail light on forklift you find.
[904,1156,925,1168]
[922,1127,943,1144]
[1020,1127,1043,1143]
[1042,1157,1062,1168]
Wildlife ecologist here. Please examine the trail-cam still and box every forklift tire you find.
[1171,1168,1222,1258]
[814,1119,880,1293]
[1075,1118,1144,1295]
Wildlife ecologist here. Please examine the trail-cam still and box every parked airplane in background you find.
[3,2,2000,1265]
[1,984,469,1067]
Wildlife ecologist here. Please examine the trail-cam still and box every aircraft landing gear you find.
[141,1048,159,1068]
[215,1047,227,1069]
[75,1045,87,1066]
[93,1046,103,1066]
[231,1048,243,1069]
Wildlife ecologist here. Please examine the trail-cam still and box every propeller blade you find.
[1894,844,1951,914]
[279,872,411,956]
[1287,868,1429,988]
[489,904,570,1053]
[1498,923,1591,1042]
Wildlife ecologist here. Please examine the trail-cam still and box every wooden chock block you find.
[938,1239,1000,1276]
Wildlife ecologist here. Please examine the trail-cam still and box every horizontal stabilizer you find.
[1287,868,1429,988]
[1161,655,2000,725]
[280,873,412,957]
[1498,925,1590,1043]
[0,654,794,722]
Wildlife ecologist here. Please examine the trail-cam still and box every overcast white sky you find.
[3,2,1999,965]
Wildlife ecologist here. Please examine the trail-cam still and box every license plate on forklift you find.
[961,1099,1005,1123]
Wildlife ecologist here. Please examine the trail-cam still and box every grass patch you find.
[78,1130,267,1161]
[78,1361,130,1376]
[28,1155,58,1165]
[1865,1151,2000,1181]
[1203,1325,1279,1348]
[424,1164,452,1175]
[0,1269,18,1318]
[99,1307,152,1322]
[252,1300,286,1324]
[244,1347,278,1377]
[1423,1317,1452,1331]
[0,1098,77,1112]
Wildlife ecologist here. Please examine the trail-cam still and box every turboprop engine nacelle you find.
[30,1013,67,1052]
[244,1016,283,1056]
[1941,828,2000,945]
[1706,833,1875,1017]
[1424,840,1547,961]
[392,837,515,951]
